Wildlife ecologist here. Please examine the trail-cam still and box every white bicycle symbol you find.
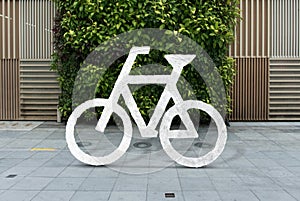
[66,46,227,168]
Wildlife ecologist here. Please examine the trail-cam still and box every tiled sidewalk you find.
[0,122,299,201]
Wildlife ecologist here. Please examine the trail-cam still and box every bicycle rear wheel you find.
[66,98,132,166]
[159,100,227,168]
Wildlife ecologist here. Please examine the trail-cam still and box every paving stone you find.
[45,132,66,140]
[286,151,300,160]
[0,122,300,200]
[179,177,215,191]
[31,191,75,201]
[247,158,282,168]
[108,191,146,201]
[183,190,221,201]
[89,167,119,178]
[29,167,65,177]
[205,168,239,178]
[225,156,256,168]
[235,132,268,140]
[11,177,53,190]
[252,190,298,201]
[240,176,282,190]
[1,166,38,177]
[218,190,259,201]
[70,191,110,201]
[0,166,10,174]
[177,168,208,178]
[16,158,50,167]
[148,167,178,178]
[0,190,38,201]
[244,140,282,151]
[0,158,25,167]
[286,166,300,177]
[118,173,148,179]
[36,139,67,149]
[45,177,85,191]
[259,166,295,178]
[287,133,300,141]
[30,151,58,159]
[243,151,270,159]
[148,177,181,191]
[276,158,300,167]
[42,157,74,167]
[0,151,12,158]
[20,132,53,139]
[233,168,268,178]
[58,166,93,178]
[113,177,147,191]
[263,133,299,141]
[79,178,117,191]
[147,191,185,201]
[0,176,24,190]
[4,151,35,159]
[4,139,43,149]
[53,151,74,159]
[262,151,291,159]
[272,177,300,189]
[211,177,247,191]
[226,133,241,141]
[284,188,300,200]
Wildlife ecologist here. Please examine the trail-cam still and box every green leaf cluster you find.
[51,0,240,121]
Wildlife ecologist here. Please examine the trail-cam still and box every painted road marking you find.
[30,148,56,151]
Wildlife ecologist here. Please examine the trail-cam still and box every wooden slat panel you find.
[0,58,20,120]
[20,60,59,120]
[0,0,19,59]
[230,57,269,121]
[1,0,58,121]
[271,0,300,58]
[233,0,300,58]
[230,0,270,57]
[20,0,55,60]
[269,59,300,120]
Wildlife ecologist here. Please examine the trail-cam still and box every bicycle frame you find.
[96,46,198,138]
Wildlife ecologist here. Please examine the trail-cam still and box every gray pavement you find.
[0,121,300,201]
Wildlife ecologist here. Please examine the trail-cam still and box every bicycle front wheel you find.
[159,100,227,168]
[66,98,132,166]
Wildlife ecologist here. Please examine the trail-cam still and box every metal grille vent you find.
[269,59,300,120]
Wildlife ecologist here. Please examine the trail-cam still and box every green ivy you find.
[51,0,240,121]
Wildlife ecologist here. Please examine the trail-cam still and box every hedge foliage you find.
[52,0,240,121]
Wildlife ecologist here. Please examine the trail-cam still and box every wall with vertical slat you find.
[19,0,55,59]
[269,0,300,120]
[271,0,300,58]
[0,59,20,120]
[230,58,269,121]
[0,0,20,120]
[229,0,271,58]
[0,0,19,59]
[1,0,58,120]
[229,0,271,121]
[1,0,299,121]
[19,0,59,120]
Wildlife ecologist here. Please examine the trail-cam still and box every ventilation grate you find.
[20,60,59,120]
[269,59,300,120]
